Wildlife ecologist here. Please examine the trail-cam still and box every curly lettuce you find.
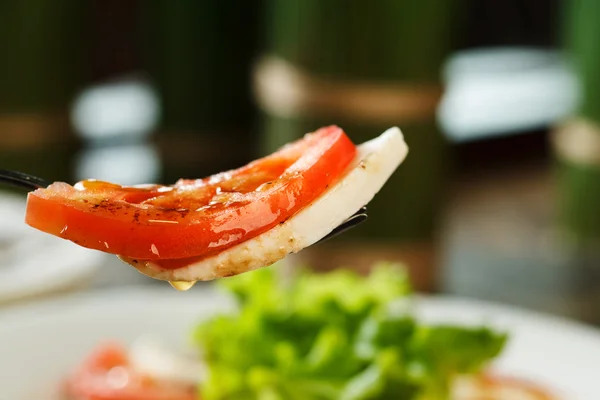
[192,263,506,400]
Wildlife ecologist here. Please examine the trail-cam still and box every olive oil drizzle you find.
[168,281,197,291]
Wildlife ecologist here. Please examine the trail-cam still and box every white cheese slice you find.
[125,127,408,282]
[129,336,206,385]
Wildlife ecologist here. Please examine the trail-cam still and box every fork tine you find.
[0,169,51,191]
[315,206,368,244]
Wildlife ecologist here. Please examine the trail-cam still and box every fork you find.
[0,168,367,244]
[0,169,51,191]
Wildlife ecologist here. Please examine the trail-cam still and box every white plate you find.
[0,193,104,304]
[0,286,599,399]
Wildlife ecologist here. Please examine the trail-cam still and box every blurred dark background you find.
[2,0,600,325]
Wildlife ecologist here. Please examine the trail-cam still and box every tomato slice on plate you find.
[25,126,356,262]
[63,342,196,400]
[455,374,555,399]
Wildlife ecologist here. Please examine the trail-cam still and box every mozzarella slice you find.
[123,127,408,282]
[129,336,206,385]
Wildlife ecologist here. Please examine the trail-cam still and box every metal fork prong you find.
[0,169,51,191]
[315,206,368,244]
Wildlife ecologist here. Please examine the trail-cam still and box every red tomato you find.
[63,342,196,400]
[459,374,555,399]
[25,126,356,261]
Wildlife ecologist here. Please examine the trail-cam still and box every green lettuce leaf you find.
[192,263,506,400]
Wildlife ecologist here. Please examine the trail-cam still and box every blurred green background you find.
[1,0,600,325]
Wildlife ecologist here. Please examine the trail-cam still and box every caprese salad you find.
[25,126,408,289]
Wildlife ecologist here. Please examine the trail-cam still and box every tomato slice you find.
[25,126,356,261]
[454,374,555,399]
[63,342,196,400]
